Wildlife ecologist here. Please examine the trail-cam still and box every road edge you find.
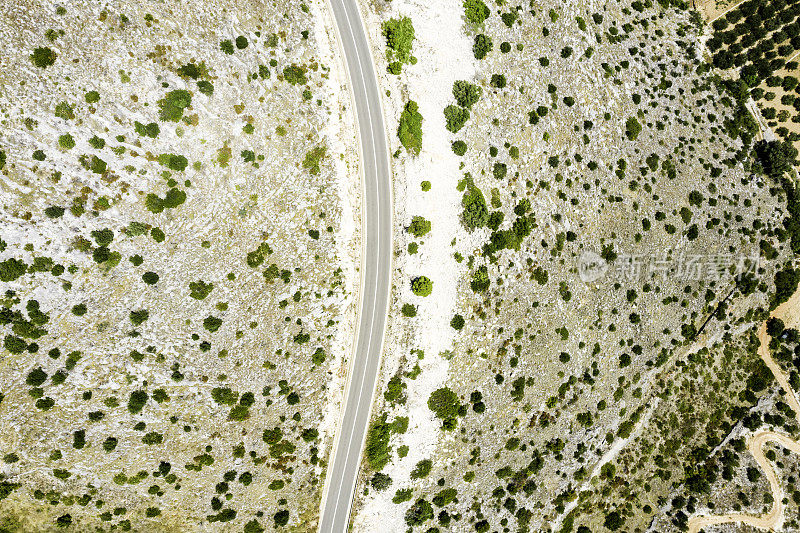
[317,0,396,529]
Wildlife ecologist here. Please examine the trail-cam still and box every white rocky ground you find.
[351,0,480,529]
[0,0,360,530]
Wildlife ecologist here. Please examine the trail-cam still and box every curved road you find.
[688,292,800,532]
[319,1,392,532]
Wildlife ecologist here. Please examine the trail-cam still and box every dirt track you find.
[688,291,800,532]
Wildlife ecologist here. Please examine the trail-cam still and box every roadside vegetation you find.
[383,16,416,74]
[398,101,424,155]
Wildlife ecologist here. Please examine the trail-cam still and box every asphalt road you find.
[318,0,392,532]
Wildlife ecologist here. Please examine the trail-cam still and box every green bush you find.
[102,437,118,452]
[244,520,264,533]
[142,432,163,445]
[44,206,65,218]
[302,146,327,175]
[129,309,149,326]
[158,153,188,172]
[470,265,490,292]
[401,303,417,317]
[411,276,432,296]
[197,81,214,95]
[127,390,148,414]
[30,47,57,68]
[473,34,493,59]
[365,413,391,470]
[490,74,506,88]
[87,155,106,174]
[212,387,239,405]
[158,90,192,122]
[410,459,432,479]
[228,405,250,421]
[283,64,308,85]
[145,194,164,214]
[58,134,75,149]
[150,227,166,242]
[176,63,202,79]
[397,100,422,155]
[189,280,214,300]
[135,121,160,138]
[428,387,460,428]
[450,314,465,330]
[398,101,423,154]
[493,162,507,180]
[604,511,625,531]
[273,510,289,528]
[371,473,392,491]
[754,140,798,178]
[444,105,470,133]
[383,17,416,73]
[26,367,47,387]
[625,117,642,140]
[773,266,800,307]
[405,498,434,527]
[452,141,467,156]
[301,428,319,442]
[312,348,326,365]
[54,102,74,120]
[407,216,431,237]
[247,241,273,268]
[433,488,457,507]
[464,0,490,24]
[452,81,482,108]
[3,335,28,354]
[393,488,412,503]
[0,258,26,282]
[461,183,488,229]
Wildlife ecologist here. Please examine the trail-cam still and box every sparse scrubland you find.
[356,0,800,531]
[0,0,359,531]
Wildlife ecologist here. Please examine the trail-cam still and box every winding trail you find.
[688,291,800,532]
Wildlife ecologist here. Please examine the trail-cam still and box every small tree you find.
[411,276,432,296]
[754,139,798,178]
[625,117,642,140]
[452,81,482,108]
[283,64,308,85]
[410,459,432,479]
[444,105,470,133]
[407,216,431,237]
[464,0,490,24]
[473,34,493,59]
[30,47,57,68]
[383,17,416,73]
[401,303,417,317]
[398,101,423,154]
[427,387,460,427]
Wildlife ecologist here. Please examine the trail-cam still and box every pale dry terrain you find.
[0,0,359,531]
[352,0,800,532]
